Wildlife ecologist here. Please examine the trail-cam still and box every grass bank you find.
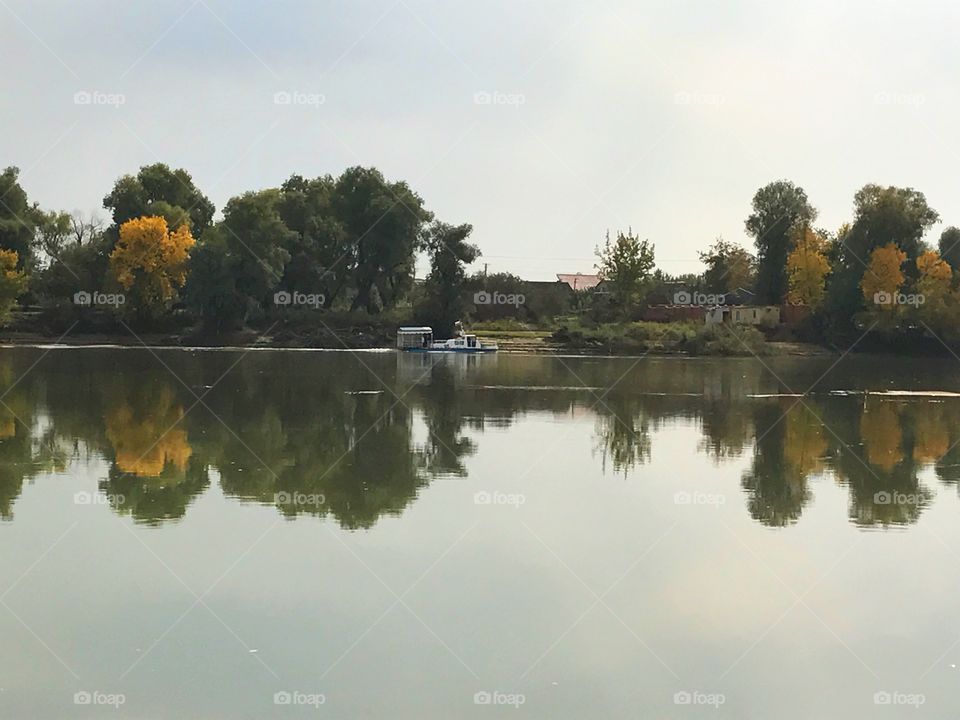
[547,320,779,356]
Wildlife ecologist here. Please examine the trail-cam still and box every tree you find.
[826,188,939,335]
[0,167,38,269]
[70,210,105,245]
[595,229,655,312]
[786,224,830,307]
[916,250,953,333]
[184,190,293,330]
[745,180,816,304]
[938,226,960,274]
[33,210,72,265]
[103,163,215,237]
[0,251,27,325]
[110,216,195,320]
[183,230,247,332]
[698,237,755,294]
[33,236,112,309]
[417,221,479,336]
[843,185,938,265]
[860,243,906,312]
[331,167,432,313]
[276,174,348,307]
[219,190,293,307]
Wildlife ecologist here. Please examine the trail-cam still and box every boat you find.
[396,325,498,353]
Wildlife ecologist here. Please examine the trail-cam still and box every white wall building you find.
[705,305,780,327]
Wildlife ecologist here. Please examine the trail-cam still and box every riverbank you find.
[0,327,834,356]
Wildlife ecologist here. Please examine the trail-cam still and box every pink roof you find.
[557,273,602,291]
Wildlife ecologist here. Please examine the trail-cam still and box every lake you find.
[1,346,959,718]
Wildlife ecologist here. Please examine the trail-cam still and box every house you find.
[705,305,780,327]
[556,273,603,292]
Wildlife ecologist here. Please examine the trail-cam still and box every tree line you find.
[5,163,960,348]
[0,163,478,335]
[589,180,960,348]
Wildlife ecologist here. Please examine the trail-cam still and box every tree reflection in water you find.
[0,348,957,529]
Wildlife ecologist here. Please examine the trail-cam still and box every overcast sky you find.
[2,0,958,280]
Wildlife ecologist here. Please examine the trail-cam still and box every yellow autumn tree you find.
[861,243,906,312]
[110,216,195,318]
[0,250,27,326]
[786,225,830,306]
[916,250,953,332]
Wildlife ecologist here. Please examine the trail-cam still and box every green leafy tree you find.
[33,210,72,265]
[745,180,816,304]
[938,226,960,274]
[185,190,293,330]
[594,229,656,312]
[34,236,112,308]
[221,190,294,306]
[417,222,479,336]
[103,163,215,237]
[0,167,39,269]
[276,174,349,307]
[332,167,432,313]
[842,185,938,265]
[275,168,432,312]
[184,230,246,332]
[699,237,755,294]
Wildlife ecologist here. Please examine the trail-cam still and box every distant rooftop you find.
[557,273,602,291]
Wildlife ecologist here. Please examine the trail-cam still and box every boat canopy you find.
[397,326,433,349]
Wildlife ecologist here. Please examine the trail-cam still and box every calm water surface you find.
[2,347,960,718]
